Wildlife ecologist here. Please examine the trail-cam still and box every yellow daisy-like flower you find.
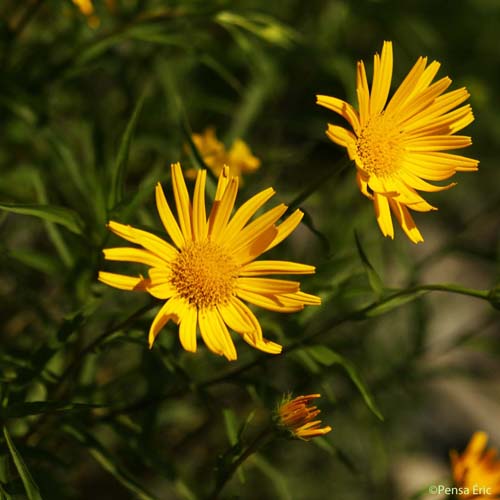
[276,394,332,441]
[99,163,320,361]
[189,128,261,182]
[450,431,500,499]
[71,0,99,28]
[317,41,478,243]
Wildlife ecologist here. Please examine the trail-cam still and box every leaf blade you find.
[3,427,43,500]
[0,203,84,235]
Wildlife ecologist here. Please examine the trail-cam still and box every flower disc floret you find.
[170,241,238,308]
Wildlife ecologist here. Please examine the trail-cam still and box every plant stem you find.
[208,427,274,500]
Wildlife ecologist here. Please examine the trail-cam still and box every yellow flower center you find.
[169,240,238,308]
[356,114,404,178]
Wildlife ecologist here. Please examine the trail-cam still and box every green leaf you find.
[307,345,383,420]
[354,232,384,296]
[365,290,428,317]
[0,203,84,235]
[223,409,239,447]
[222,409,245,483]
[63,425,159,500]
[108,89,148,209]
[3,427,43,500]
[0,481,13,500]
[253,455,292,500]
[215,11,299,48]
[1,401,99,419]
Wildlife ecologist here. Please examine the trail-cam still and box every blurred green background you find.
[1,1,499,499]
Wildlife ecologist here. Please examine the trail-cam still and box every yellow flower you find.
[450,431,500,499]
[277,394,332,441]
[99,163,320,361]
[189,128,261,182]
[71,0,99,28]
[317,41,478,243]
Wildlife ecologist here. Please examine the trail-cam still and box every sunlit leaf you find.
[0,203,84,235]
[3,427,43,500]
[307,345,383,420]
[63,425,159,500]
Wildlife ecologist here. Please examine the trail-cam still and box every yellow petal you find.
[209,177,238,241]
[155,182,185,249]
[232,225,277,266]
[398,77,452,125]
[220,187,275,241]
[400,169,456,193]
[236,288,304,313]
[356,60,370,127]
[242,333,282,354]
[148,297,185,348]
[388,199,424,243]
[98,271,149,291]
[103,247,167,268]
[171,162,193,241]
[179,304,198,353]
[405,135,472,151]
[107,221,178,261]
[356,170,373,199]
[236,277,300,295]
[279,291,322,306]
[198,308,237,361]
[326,124,358,149]
[264,209,304,253]
[230,297,264,342]
[229,203,287,250]
[373,193,394,239]
[239,260,315,276]
[192,169,208,241]
[316,95,360,134]
[217,299,254,333]
[370,40,393,116]
[386,56,427,113]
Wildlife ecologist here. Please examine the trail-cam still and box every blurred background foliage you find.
[0,0,499,499]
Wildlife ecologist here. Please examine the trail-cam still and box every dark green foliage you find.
[0,1,499,499]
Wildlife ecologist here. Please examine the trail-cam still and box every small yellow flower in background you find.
[276,394,332,440]
[71,0,99,28]
[450,431,500,499]
[99,163,320,361]
[317,41,478,243]
[189,128,261,182]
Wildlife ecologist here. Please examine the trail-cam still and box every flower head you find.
[71,0,99,28]
[276,394,332,440]
[450,431,500,499]
[190,128,260,182]
[317,41,478,243]
[99,163,320,361]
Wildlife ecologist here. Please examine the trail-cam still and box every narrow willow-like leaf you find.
[0,203,84,235]
[3,427,43,500]
[223,409,245,482]
[108,89,147,209]
[253,455,292,500]
[0,481,13,499]
[354,231,384,296]
[215,11,299,48]
[1,401,99,419]
[365,290,428,317]
[307,345,383,420]
[63,425,159,500]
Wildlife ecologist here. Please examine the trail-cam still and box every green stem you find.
[208,427,274,500]
[23,300,156,445]
[96,281,492,418]
[286,157,350,213]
